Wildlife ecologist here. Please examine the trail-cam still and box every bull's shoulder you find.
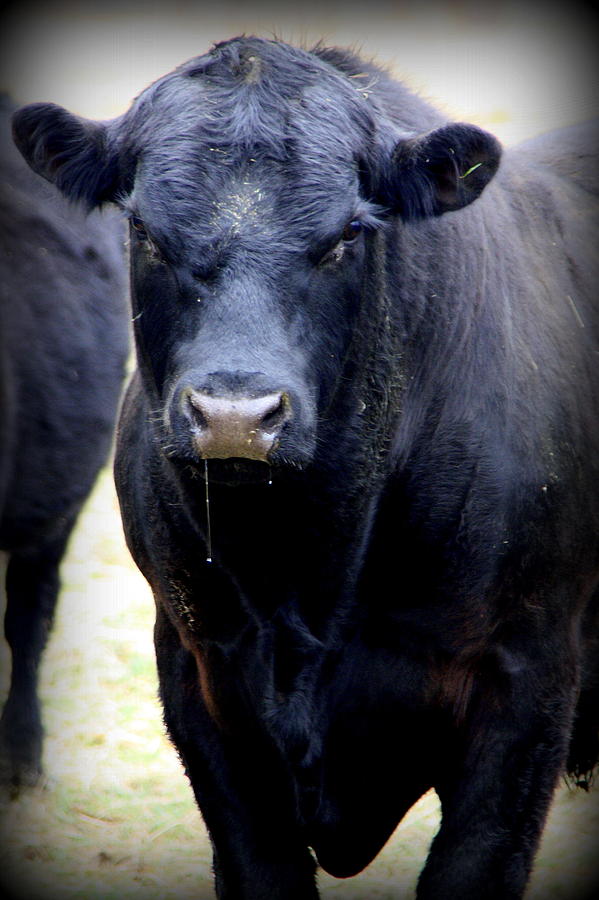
[513,120,599,196]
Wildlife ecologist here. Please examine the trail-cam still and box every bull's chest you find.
[215,611,430,769]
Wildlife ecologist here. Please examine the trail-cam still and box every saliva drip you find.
[204,459,213,563]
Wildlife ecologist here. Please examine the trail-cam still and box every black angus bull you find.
[0,95,129,790]
[12,38,599,898]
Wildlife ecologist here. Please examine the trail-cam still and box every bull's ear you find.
[386,123,501,220]
[12,102,120,207]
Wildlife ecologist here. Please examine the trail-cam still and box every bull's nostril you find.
[183,389,209,430]
[260,392,291,432]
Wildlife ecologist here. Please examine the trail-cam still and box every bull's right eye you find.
[130,216,148,240]
[129,215,165,264]
[342,220,363,243]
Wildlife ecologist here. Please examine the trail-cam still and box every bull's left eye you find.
[318,218,364,267]
[342,220,363,243]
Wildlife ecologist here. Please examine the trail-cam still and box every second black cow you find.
[13,38,599,898]
[0,93,129,791]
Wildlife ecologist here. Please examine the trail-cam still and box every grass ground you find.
[1,468,599,899]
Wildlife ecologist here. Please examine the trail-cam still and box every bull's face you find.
[13,38,500,481]
[125,144,382,476]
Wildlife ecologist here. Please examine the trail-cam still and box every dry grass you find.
[1,468,598,899]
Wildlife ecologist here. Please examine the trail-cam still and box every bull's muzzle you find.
[181,388,292,461]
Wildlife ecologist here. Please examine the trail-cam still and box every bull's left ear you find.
[385,123,502,220]
[12,102,120,208]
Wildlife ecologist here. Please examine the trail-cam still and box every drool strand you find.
[204,459,213,563]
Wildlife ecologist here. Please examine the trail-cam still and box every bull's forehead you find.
[132,146,361,253]
[124,39,377,249]
[211,174,272,234]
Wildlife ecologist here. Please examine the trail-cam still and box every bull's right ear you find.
[12,102,120,208]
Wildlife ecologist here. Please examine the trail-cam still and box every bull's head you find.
[13,38,501,482]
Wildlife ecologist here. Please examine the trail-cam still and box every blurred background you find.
[1,0,598,141]
[1,1,598,898]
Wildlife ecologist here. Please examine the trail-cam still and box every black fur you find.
[11,101,121,208]
[12,38,599,899]
[0,94,129,791]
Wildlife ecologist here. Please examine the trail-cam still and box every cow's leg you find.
[568,586,599,785]
[154,603,319,900]
[417,638,579,900]
[0,526,71,790]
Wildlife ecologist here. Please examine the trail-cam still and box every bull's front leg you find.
[154,602,319,900]
[417,634,580,900]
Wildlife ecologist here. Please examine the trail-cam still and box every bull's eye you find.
[342,220,363,243]
[130,215,148,240]
[129,214,165,264]
[318,218,364,267]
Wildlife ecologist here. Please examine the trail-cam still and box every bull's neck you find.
[169,454,380,620]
